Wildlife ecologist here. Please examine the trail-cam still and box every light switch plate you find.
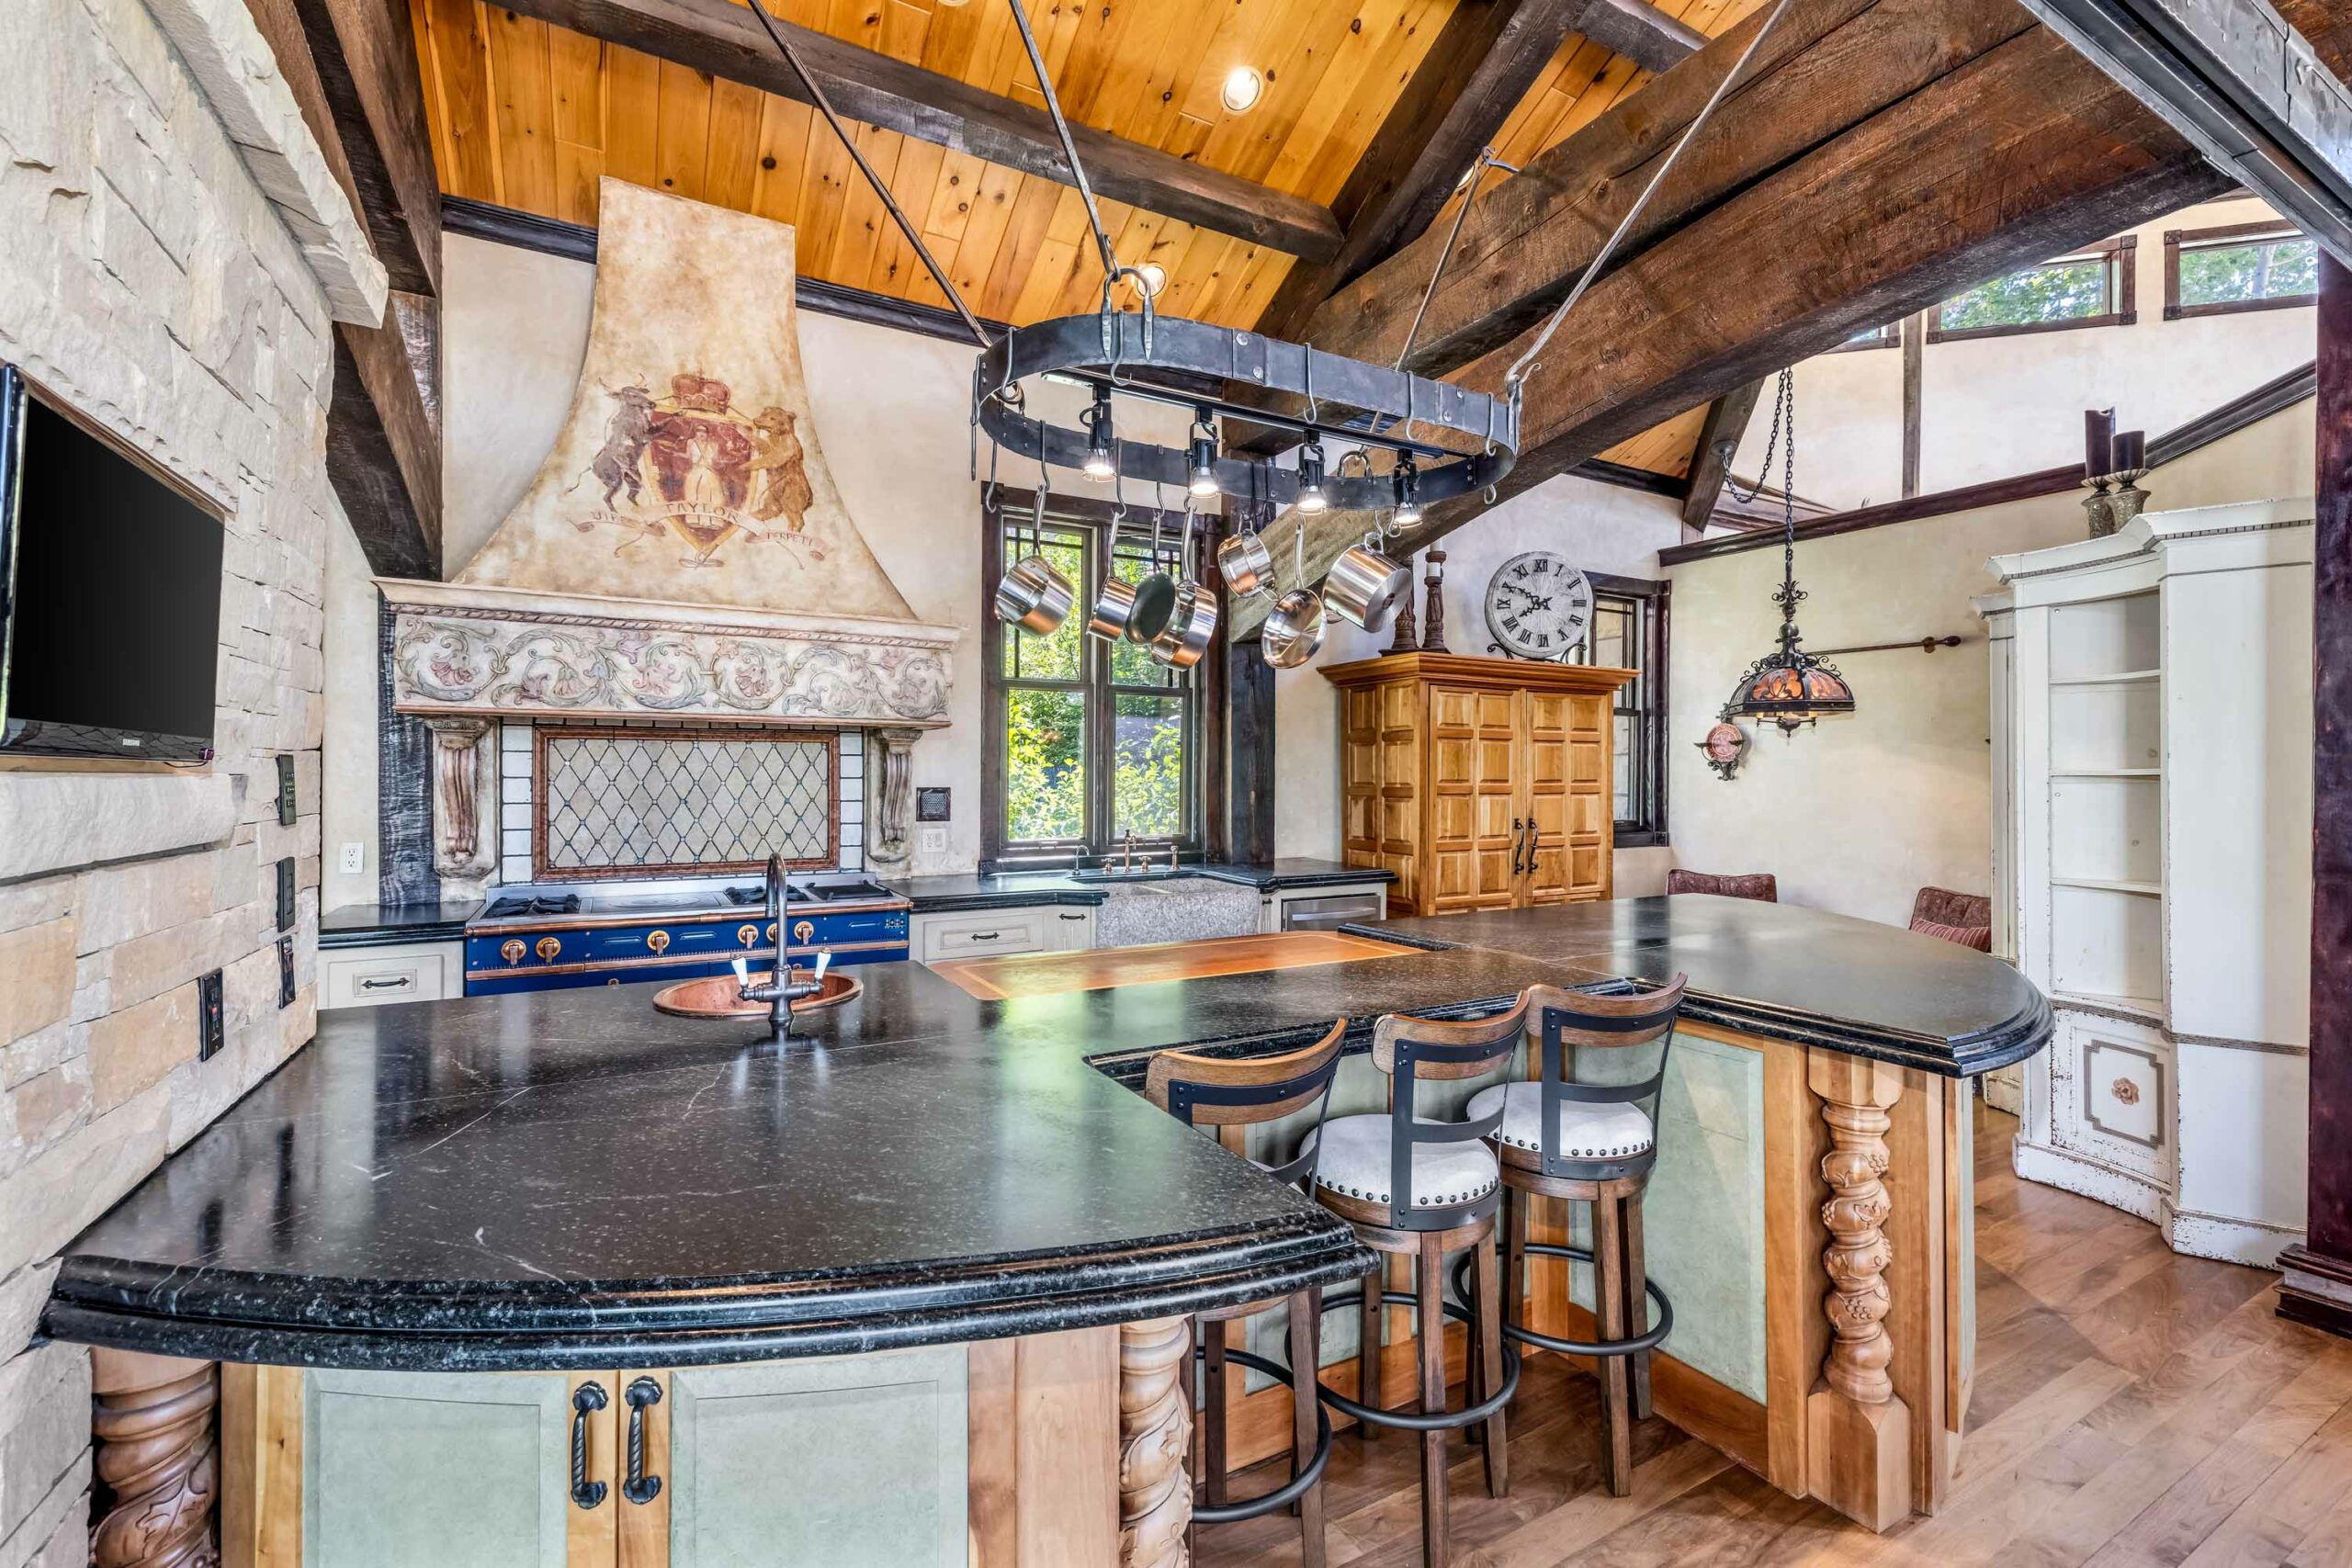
[919,826,948,854]
[338,841,365,874]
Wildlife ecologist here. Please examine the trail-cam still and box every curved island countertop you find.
[41,895,2046,1373]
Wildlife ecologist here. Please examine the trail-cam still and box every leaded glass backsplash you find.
[532,727,839,879]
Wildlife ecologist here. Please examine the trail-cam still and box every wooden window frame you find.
[2163,220,2319,321]
[1575,572,1670,849]
[531,724,840,881]
[980,487,1223,872]
[1926,235,2138,344]
[1829,320,1903,353]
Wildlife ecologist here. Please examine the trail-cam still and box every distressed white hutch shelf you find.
[1980,497,2313,1266]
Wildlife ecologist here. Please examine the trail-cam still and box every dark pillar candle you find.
[2085,407,2115,476]
[2279,251,2352,1337]
[2112,429,2145,473]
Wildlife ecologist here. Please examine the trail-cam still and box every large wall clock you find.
[1483,551,1593,661]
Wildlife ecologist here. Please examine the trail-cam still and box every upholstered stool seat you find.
[1464,1082,1654,1160]
[1310,1115,1500,1210]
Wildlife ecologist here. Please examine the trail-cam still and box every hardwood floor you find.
[1196,1108,2352,1567]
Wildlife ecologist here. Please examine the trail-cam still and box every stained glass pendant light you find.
[1726,371,1855,733]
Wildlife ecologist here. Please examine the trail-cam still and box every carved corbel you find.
[865,726,922,866]
[1118,1316,1193,1568]
[90,1348,220,1568]
[422,716,498,889]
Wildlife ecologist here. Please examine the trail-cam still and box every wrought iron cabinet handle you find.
[570,1382,608,1509]
[623,1378,664,1505]
[1521,818,1537,876]
[1510,818,1525,877]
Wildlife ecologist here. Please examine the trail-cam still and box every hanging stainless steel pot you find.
[1085,506,1145,640]
[1261,527,1325,669]
[1216,526,1272,597]
[1150,508,1218,669]
[994,486,1074,635]
[1122,508,1178,645]
[1324,529,1409,631]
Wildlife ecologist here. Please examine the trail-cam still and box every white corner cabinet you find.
[1982,497,2312,1265]
[322,940,466,1010]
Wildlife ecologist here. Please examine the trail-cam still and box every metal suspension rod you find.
[1396,147,1518,372]
[1505,0,1793,392]
[740,0,995,350]
[1005,0,1121,282]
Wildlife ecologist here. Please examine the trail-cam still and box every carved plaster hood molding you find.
[379,180,959,886]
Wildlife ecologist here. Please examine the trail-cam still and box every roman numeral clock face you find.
[1483,551,1593,660]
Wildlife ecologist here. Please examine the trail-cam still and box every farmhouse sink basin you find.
[1068,867,1191,883]
[651,970,863,1019]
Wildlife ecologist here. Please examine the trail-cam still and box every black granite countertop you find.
[881,870,1109,912]
[1193,859,1397,891]
[45,896,2043,1372]
[318,899,481,948]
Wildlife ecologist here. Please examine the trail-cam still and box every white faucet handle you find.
[730,955,750,985]
[813,950,831,981]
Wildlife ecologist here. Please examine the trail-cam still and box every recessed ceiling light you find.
[1134,263,1167,297]
[1221,66,1263,114]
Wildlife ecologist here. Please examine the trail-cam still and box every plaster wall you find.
[0,0,347,1555]
[1665,399,2313,928]
[1270,474,1684,897]
[1762,197,2317,512]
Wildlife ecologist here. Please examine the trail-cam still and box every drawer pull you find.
[502,939,526,964]
[1059,913,1086,921]
[2111,1077,2141,1106]
[646,929,671,954]
[623,1378,663,1505]
[968,931,1000,942]
[738,923,759,949]
[536,936,562,962]
[357,976,413,992]
[571,1382,607,1510]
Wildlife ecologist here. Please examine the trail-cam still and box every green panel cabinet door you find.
[304,1369,587,1568]
[667,1346,969,1568]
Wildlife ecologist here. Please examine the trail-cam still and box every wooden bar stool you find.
[1145,1019,1350,1568]
[1306,997,1529,1568]
[1455,976,1686,1497]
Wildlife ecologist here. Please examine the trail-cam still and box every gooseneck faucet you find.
[732,852,830,1038]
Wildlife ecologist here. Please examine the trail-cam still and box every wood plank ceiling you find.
[412,0,1769,476]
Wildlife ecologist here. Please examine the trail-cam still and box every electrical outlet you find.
[919,826,948,855]
[198,969,224,1061]
[338,841,365,874]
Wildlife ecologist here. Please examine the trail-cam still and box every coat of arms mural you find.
[455,178,918,622]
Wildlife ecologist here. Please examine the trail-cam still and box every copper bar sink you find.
[652,971,862,1019]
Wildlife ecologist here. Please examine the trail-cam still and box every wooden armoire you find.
[1322,653,1634,917]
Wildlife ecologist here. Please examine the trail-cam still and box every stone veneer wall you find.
[0,0,353,1558]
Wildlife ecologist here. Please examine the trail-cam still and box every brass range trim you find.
[467,901,907,936]
[467,938,908,983]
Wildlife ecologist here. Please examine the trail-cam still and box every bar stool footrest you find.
[1454,1243,1674,1359]
[1192,1344,1333,1524]
[1309,1289,1522,1432]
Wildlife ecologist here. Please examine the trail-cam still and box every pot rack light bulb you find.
[1296,439,1329,514]
[1135,263,1167,298]
[1081,389,1115,481]
[1188,411,1219,498]
[1392,454,1423,527]
[1221,65,1263,114]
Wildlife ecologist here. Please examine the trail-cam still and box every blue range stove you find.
[464,877,910,997]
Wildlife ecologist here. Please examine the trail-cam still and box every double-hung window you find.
[982,489,1199,867]
[1565,574,1668,847]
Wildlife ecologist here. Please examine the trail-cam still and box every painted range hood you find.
[379,181,958,885]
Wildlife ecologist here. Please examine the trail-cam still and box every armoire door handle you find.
[1521,818,1537,874]
[623,1377,663,1505]
[1510,818,1524,876]
[570,1382,608,1510]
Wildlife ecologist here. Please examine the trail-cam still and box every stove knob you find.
[792,919,815,945]
[737,923,759,949]
[536,936,562,962]
[646,929,671,954]
[765,922,777,943]
[501,939,525,964]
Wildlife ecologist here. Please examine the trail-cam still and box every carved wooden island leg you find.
[1118,1316,1193,1568]
[90,1348,221,1568]
[1805,1051,1912,1531]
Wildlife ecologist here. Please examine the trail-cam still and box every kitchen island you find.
[44,897,2045,1562]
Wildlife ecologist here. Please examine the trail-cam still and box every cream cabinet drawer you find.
[913,909,1057,962]
[322,942,461,1010]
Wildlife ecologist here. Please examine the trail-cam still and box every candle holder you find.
[2083,468,2150,538]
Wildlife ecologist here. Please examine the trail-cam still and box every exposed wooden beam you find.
[331,294,442,578]
[1574,0,1705,73]
[492,0,1343,263]
[1301,0,2037,378]
[1232,15,2255,637]
[1253,0,1592,342]
[1679,378,1764,535]
[284,0,442,295]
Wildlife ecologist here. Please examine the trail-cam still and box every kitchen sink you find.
[651,970,862,1019]
[1068,866,1191,883]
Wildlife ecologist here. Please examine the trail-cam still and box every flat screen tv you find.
[0,366,223,762]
